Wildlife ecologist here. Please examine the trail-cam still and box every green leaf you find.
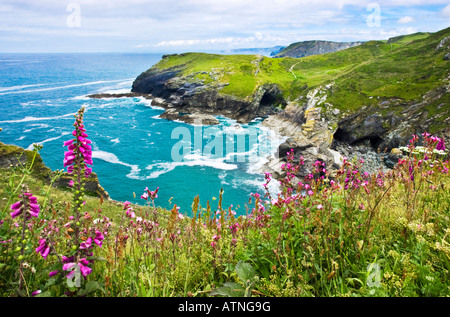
[42,277,59,291]
[235,261,256,284]
[210,283,244,297]
[78,280,100,296]
[86,256,107,262]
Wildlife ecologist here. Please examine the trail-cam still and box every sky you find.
[0,0,449,53]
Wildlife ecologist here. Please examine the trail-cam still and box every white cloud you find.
[0,0,449,52]
[398,16,415,23]
[441,4,450,19]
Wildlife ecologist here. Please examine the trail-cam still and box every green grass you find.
[146,27,449,116]
[1,134,449,297]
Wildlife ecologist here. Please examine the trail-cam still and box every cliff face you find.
[274,40,364,58]
[0,142,109,199]
[124,28,450,180]
[131,62,287,123]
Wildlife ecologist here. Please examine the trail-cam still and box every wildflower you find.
[436,138,445,151]
[142,187,159,200]
[49,271,59,277]
[126,208,135,218]
[141,191,149,200]
[10,192,40,219]
[36,239,50,259]
[32,290,42,296]
[63,258,92,278]
[79,237,92,250]
[317,204,323,210]
[93,230,104,247]
[63,107,93,178]
[123,201,132,209]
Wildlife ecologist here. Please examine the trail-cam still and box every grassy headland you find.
[146,28,449,133]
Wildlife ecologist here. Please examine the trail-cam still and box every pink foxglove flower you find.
[79,237,92,250]
[93,230,104,247]
[32,290,42,296]
[63,107,93,178]
[10,192,40,219]
[63,259,93,278]
[36,239,50,259]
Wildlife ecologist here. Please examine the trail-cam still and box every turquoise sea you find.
[0,53,281,215]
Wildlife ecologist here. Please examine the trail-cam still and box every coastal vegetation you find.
[147,28,449,116]
[0,108,448,297]
[0,26,449,298]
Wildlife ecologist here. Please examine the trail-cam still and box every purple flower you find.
[126,208,136,218]
[79,260,92,277]
[32,290,42,296]
[140,191,148,200]
[10,191,40,219]
[63,107,93,177]
[143,187,159,200]
[93,230,104,247]
[63,259,92,278]
[436,138,445,151]
[36,239,50,259]
[79,237,92,250]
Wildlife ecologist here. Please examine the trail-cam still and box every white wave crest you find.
[144,153,238,179]
[0,113,75,124]
[26,132,70,150]
[0,83,46,92]
[92,150,140,179]
[0,78,134,95]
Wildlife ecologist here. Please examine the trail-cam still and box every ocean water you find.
[0,53,281,215]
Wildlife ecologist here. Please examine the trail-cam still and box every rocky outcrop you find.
[275,40,364,58]
[159,109,220,125]
[53,173,109,199]
[333,84,450,152]
[0,142,109,199]
[131,62,286,124]
[261,91,344,180]
[0,141,51,177]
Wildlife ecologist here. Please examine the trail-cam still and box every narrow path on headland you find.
[289,61,301,78]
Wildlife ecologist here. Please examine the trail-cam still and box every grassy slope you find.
[151,28,449,120]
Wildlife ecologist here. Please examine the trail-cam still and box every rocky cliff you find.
[274,40,364,58]
[0,142,109,199]
[131,59,286,124]
[96,28,450,181]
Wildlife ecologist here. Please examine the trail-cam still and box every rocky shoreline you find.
[88,47,450,182]
[87,90,395,182]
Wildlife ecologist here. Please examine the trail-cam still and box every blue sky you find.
[0,0,449,53]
